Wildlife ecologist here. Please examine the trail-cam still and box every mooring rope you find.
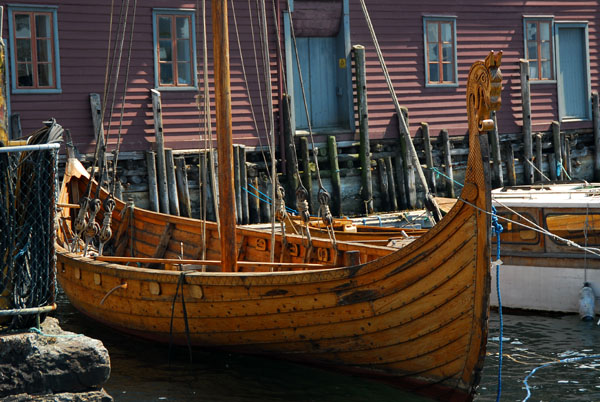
[522,354,600,402]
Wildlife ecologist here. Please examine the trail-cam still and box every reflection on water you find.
[55,290,600,401]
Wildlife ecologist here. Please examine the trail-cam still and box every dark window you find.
[155,13,194,87]
[424,18,456,85]
[525,20,554,80]
[499,212,540,245]
[12,11,56,89]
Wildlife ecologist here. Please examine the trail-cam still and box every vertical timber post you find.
[249,175,260,224]
[520,59,534,184]
[593,91,600,181]
[212,0,237,271]
[233,144,242,224]
[552,121,562,180]
[151,89,170,214]
[385,157,398,211]
[377,158,390,211]
[489,111,503,187]
[441,129,455,198]
[420,122,436,194]
[503,142,517,186]
[239,145,249,225]
[300,137,313,214]
[165,149,180,216]
[175,157,192,218]
[283,93,298,208]
[398,108,416,208]
[328,136,342,216]
[354,44,373,214]
[145,150,159,212]
[535,133,543,182]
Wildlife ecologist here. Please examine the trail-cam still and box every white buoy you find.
[579,282,595,321]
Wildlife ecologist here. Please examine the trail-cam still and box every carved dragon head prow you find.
[467,51,503,134]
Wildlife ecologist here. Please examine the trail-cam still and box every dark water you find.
[55,292,600,402]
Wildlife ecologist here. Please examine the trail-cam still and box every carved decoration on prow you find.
[467,51,503,134]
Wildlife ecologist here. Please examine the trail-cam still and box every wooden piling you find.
[300,137,313,214]
[565,136,572,177]
[259,173,272,223]
[282,93,298,207]
[552,121,563,180]
[145,150,159,212]
[535,133,543,182]
[233,145,242,224]
[385,157,398,211]
[151,89,169,214]
[199,151,216,222]
[239,145,249,225]
[10,113,22,140]
[548,153,557,181]
[420,122,437,194]
[328,136,342,216]
[489,111,503,188]
[520,59,534,184]
[175,157,192,218]
[503,142,517,186]
[354,44,373,215]
[440,129,455,198]
[249,175,260,224]
[394,154,406,210]
[165,149,180,216]
[593,91,600,181]
[377,158,390,211]
[398,108,416,208]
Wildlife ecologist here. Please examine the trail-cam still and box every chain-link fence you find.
[0,120,63,331]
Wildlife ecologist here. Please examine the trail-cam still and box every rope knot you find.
[275,185,288,222]
[295,187,310,224]
[318,188,333,227]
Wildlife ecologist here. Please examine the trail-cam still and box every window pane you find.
[16,39,32,62]
[541,42,550,60]
[159,40,172,61]
[177,39,190,62]
[17,63,33,86]
[37,39,51,62]
[428,43,438,62]
[160,63,173,85]
[427,22,438,42]
[527,42,537,60]
[541,61,551,79]
[429,63,439,82]
[176,17,190,39]
[177,62,191,85]
[442,63,453,82]
[442,44,453,62]
[15,14,31,38]
[35,14,51,38]
[158,16,172,39]
[529,61,538,79]
[38,64,52,86]
[540,22,550,41]
[526,22,537,41]
[441,23,452,42]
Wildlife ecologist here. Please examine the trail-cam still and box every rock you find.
[0,317,111,400]
[2,390,113,401]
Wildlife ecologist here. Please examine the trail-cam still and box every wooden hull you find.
[56,52,503,400]
[56,154,490,401]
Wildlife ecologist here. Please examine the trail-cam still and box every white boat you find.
[490,183,600,314]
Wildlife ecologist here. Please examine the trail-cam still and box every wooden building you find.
[2,0,600,215]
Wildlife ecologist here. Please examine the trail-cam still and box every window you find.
[8,5,61,93]
[152,9,197,89]
[423,17,457,86]
[546,213,600,246]
[524,19,554,81]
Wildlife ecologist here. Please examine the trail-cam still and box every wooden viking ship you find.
[56,49,502,402]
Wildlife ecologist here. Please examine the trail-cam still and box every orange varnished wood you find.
[56,53,503,402]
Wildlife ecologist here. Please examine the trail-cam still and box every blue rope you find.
[523,354,600,401]
[556,161,562,179]
[430,166,464,188]
[491,205,504,402]
[243,184,298,215]
[29,327,83,338]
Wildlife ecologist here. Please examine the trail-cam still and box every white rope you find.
[525,158,551,182]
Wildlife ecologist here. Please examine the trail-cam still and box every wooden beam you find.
[328,136,342,216]
[145,151,159,212]
[489,111,503,188]
[593,91,600,181]
[300,137,313,214]
[175,156,192,218]
[151,89,170,214]
[420,122,436,194]
[385,157,398,211]
[239,145,249,225]
[165,149,180,216]
[376,158,389,211]
[441,129,455,198]
[233,144,242,224]
[519,60,534,184]
[535,133,543,182]
[552,121,563,180]
[354,44,373,215]
[503,142,517,186]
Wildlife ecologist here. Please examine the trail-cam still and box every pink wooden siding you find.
[4,0,599,154]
